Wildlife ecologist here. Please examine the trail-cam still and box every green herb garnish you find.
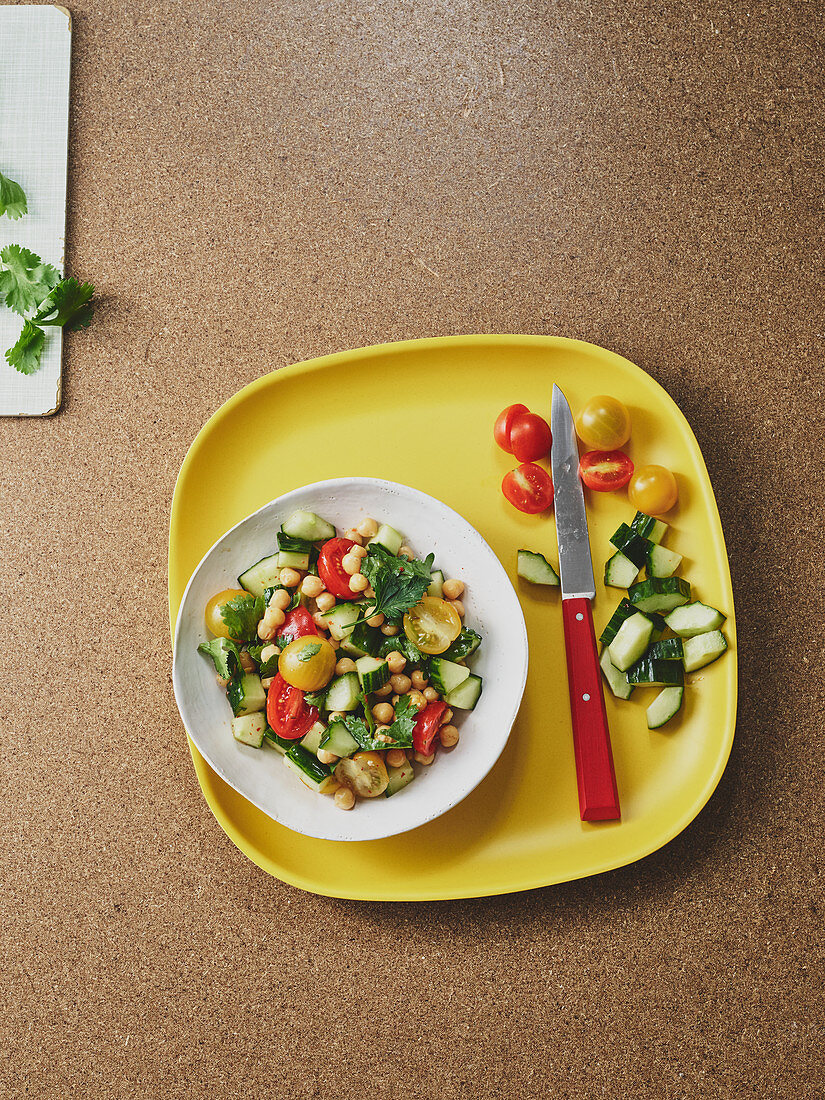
[218,594,264,642]
[0,171,27,220]
[5,320,45,375]
[358,544,434,623]
[297,642,322,662]
[0,245,59,316]
[198,637,243,680]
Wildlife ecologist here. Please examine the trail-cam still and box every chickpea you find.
[439,724,459,748]
[257,606,285,641]
[341,552,361,576]
[300,575,324,598]
[440,708,454,725]
[356,517,379,538]
[448,599,465,618]
[268,588,292,611]
[343,528,364,545]
[335,657,357,675]
[374,682,393,698]
[216,674,229,688]
[372,702,395,725]
[374,728,394,744]
[386,748,407,767]
[390,673,411,694]
[391,695,400,705]
[351,543,368,559]
[414,751,435,766]
[312,612,330,632]
[260,643,278,664]
[349,573,369,593]
[239,650,256,672]
[365,586,376,599]
[328,711,345,723]
[316,592,336,612]
[261,676,275,689]
[317,749,339,765]
[381,624,399,637]
[423,687,439,702]
[385,651,407,675]
[442,578,465,601]
[279,568,302,588]
[407,689,426,711]
[334,787,356,810]
[410,670,428,689]
[367,612,385,628]
[398,545,413,560]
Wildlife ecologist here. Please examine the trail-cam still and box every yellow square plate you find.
[168,335,736,900]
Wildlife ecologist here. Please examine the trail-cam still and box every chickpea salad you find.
[198,509,483,810]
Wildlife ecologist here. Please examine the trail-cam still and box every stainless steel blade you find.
[551,384,596,600]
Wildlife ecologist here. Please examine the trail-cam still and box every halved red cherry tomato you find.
[509,412,552,463]
[501,463,554,514]
[278,605,318,644]
[494,403,529,453]
[266,673,318,739]
[413,701,448,754]
[578,450,634,492]
[317,537,359,599]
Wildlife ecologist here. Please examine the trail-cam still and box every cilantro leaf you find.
[383,694,417,746]
[5,321,45,375]
[33,277,95,331]
[359,545,435,622]
[218,594,264,642]
[0,171,27,220]
[303,689,327,708]
[297,642,322,662]
[246,644,280,677]
[198,637,242,680]
[342,694,417,750]
[0,245,60,315]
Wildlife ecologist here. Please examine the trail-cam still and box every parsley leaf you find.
[0,245,60,315]
[342,695,417,750]
[303,689,327,708]
[0,171,27,220]
[383,694,417,746]
[5,321,45,375]
[198,637,242,680]
[359,544,435,622]
[246,644,280,677]
[218,594,264,642]
[33,277,95,331]
[297,642,321,662]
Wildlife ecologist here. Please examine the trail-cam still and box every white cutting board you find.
[0,5,71,417]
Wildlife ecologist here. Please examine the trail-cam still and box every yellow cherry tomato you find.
[334,752,389,798]
[204,588,250,639]
[403,596,462,655]
[278,635,337,691]
[628,464,679,515]
[574,395,632,450]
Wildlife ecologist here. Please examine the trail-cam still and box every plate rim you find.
[169,333,737,900]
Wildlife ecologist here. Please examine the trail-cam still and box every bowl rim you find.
[171,475,529,842]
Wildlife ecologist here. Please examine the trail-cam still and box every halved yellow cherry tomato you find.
[628,464,679,515]
[334,752,389,798]
[204,588,250,639]
[574,395,631,450]
[278,636,337,691]
[403,596,462,655]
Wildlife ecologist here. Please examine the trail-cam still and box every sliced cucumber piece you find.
[630,511,668,545]
[276,549,310,571]
[299,720,327,756]
[648,612,667,643]
[517,549,560,586]
[368,524,403,555]
[320,719,360,758]
[599,648,634,700]
[339,621,382,659]
[604,551,641,588]
[284,745,336,792]
[442,627,481,662]
[427,570,445,598]
[428,657,470,695]
[264,729,293,754]
[628,577,691,614]
[231,712,266,747]
[276,531,315,555]
[627,657,685,687]
[598,599,635,646]
[682,630,728,672]
[238,554,283,597]
[647,686,684,729]
[608,523,653,569]
[608,613,654,672]
[282,509,336,542]
[355,655,390,694]
[665,602,727,637]
[648,638,684,661]
[323,602,362,641]
[226,673,267,717]
[646,543,683,579]
[323,671,361,712]
[385,759,415,797]
[444,673,482,710]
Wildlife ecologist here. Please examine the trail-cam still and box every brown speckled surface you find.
[1,1,823,1096]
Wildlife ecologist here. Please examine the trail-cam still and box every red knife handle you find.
[561,597,621,821]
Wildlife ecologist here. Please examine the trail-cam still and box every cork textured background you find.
[1,1,823,1096]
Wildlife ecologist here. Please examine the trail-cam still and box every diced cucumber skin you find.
[648,638,684,661]
[604,551,641,588]
[598,599,635,646]
[355,655,390,694]
[444,674,482,710]
[277,531,315,554]
[282,510,336,542]
[647,686,684,729]
[238,554,283,597]
[264,730,293,754]
[320,719,360,758]
[231,712,266,747]
[627,658,685,687]
[646,544,683,579]
[427,570,445,598]
[227,673,267,717]
[665,602,727,638]
[682,630,728,672]
[428,658,470,695]
[385,761,415,797]
[599,648,634,700]
[324,602,362,641]
[323,672,361,712]
[300,721,327,756]
[608,524,653,569]
[608,613,654,673]
[630,512,668,545]
[442,628,481,662]
[368,524,403,555]
[276,550,310,570]
[517,549,560,586]
[349,622,383,658]
[628,577,691,614]
[284,746,335,792]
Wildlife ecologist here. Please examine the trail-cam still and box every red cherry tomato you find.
[578,450,634,492]
[317,537,359,599]
[413,701,448,755]
[501,463,554,514]
[494,403,529,453]
[278,605,318,644]
[509,411,552,463]
[266,673,318,739]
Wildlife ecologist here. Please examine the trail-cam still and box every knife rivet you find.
[582,693,591,702]
[576,613,583,621]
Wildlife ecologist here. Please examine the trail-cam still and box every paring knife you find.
[550,384,621,822]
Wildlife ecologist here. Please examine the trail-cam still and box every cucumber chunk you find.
[427,570,445,598]
[227,673,267,717]
[355,655,390,694]
[598,598,635,646]
[385,760,415,797]
[231,712,266,747]
[339,621,382,659]
[646,686,684,729]
[284,745,336,792]
[368,524,403,555]
[665,602,727,637]
[282,509,336,541]
[608,612,654,672]
[604,551,641,588]
[264,729,293,754]
[682,630,728,672]
[299,720,328,756]
[630,512,668,545]
[276,549,310,570]
[599,648,634,700]
[608,524,653,569]
[627,657,685,687]
[428,657,470,695]
[323,602,362,641]
[646,544,683,579]
[648,638,684,661]
[517,549,560,586]
[323,671,361,712]
[442,627,481,662]
[238,554,283,597]
[628,577,691,614]
[443,674,482,710]
[320,719,360,758]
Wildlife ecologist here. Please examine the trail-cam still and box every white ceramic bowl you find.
[172,478,528,842]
